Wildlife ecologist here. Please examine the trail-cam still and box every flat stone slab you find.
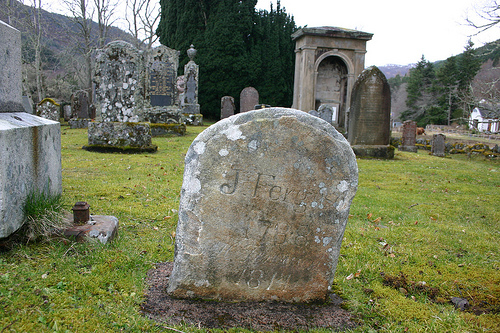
[168,108,358,302]
[63,215,118,244]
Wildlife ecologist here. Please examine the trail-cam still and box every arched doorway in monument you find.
[314,55,349,129]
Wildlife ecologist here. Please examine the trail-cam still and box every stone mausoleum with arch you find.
[291,26,373,130]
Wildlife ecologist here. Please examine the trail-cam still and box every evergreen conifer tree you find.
[156,0,297,119]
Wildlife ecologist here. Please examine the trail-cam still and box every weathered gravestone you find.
[36,98,60,122]
[0,20,62,238]
[220,96,235,119]
[240,87,259,113]
[69,90,91,128]
[93,41,144,123]
[431,134,446,157]
[348,66,393,159]
[309,104,335,125]
[63,104,72,121]
[71,90,90,119]
[88,41,157,151]
[168,107,358,302]
[399,120,417,152]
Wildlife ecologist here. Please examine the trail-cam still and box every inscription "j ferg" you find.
[219,169,338,212]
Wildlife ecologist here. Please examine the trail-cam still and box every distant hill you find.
[378,64,414,79]
[0,0,138,102]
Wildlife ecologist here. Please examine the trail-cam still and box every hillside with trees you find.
[388,38,499,127]
[0,0,145,104]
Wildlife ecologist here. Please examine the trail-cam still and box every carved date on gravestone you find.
[167,108,358,302]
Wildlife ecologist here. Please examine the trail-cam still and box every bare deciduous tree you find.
[466,0,500,35]
[63,0,94,99]
[94,0,118,48]
[124,0,160,50]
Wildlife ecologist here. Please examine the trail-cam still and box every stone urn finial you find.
[187,44,196,61]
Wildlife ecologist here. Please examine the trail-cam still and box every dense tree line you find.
[157,0,297,119]
[400,41,482,127]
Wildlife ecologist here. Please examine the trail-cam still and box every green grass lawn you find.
[0,124,499,332]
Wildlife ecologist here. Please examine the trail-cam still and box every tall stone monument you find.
[181,45,202,125]
[291,27,373,130]
[0,20,62,238]
[348,66,393,159]
[399,120,418,152]
[240,87,259,113]
[168,108,358,302]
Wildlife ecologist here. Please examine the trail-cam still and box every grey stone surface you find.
[168,107,358,302]
[0,112,62,238]
[431,134,446,157]
[348,66,392,158]
[240,87,259,113]
[0,20,24,112]
[220,96,235,119]
[22,96,34,114]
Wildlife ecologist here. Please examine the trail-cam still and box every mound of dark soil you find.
[142,262,357,331]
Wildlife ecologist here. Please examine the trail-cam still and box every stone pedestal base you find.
[351,145,394,159]
[399,146,418,153]
[84,121,157,153]
[150,123,186,136]
[63,215,118,244]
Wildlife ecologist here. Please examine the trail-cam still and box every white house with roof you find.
[469,103,500,133]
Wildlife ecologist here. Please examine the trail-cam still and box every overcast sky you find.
[44,0,498,67]
[256,0,499,66]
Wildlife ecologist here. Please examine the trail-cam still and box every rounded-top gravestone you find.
[168,108,358,302]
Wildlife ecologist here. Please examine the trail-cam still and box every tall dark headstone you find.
[240,87,259,113]
[71,90,90,119]
[399,120,418,152]
[220,96,235,119]
[348,66,393,159]
[147,45,179,108]
[168,108,358,302]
